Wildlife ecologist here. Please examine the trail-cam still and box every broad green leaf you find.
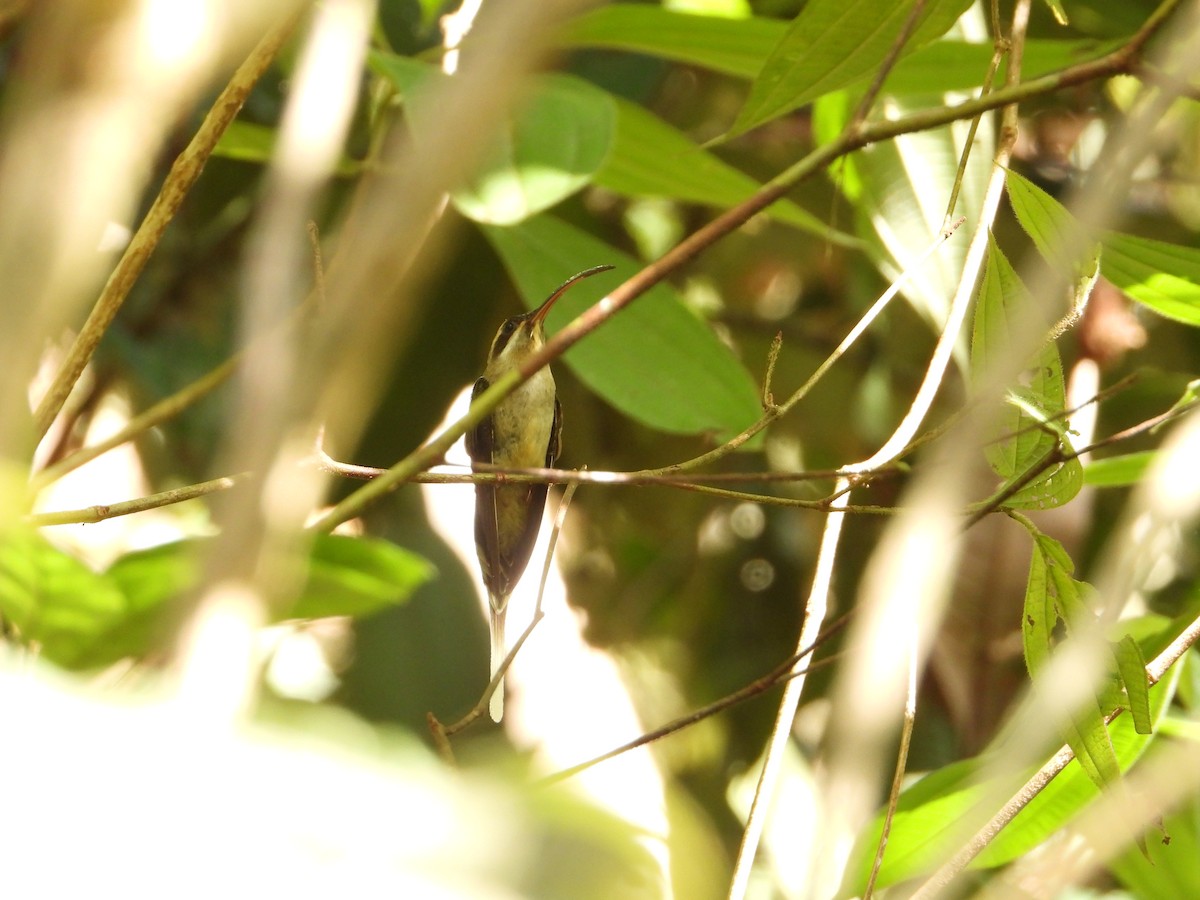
[559,4,784,79]
[483,215,761,442]
[1100,232,1200,326]
[1007,170,1200,326]
[1114,635,1153,734]
[293,535,434,620]
[839,616,1182,895]
[0,527,126,669]
[370,54,616,225]
[596,97,853,243]
[972,237,1082,509]
[730,0,974,137]
[1083,451,1154,487]
[452,75,616,225]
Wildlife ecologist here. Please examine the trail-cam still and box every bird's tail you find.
[489,596,508,723]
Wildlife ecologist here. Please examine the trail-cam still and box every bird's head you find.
[484,265,614,376]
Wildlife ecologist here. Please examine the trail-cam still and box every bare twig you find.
[32,14,301,439]
[28,474,250,526]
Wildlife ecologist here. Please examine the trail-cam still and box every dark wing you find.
[464,377,490,463]
[546,397,562,466]
[467,377,503,596]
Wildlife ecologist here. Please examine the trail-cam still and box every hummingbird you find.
[465,264,613,722]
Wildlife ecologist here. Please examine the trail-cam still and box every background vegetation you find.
[1,0,1199,896]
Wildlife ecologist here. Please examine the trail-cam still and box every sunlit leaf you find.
[1083,451,1154,487]
[369,55,615,224]
[730,0,974,137]
[483,215,762,443]
[1101,233,1200,326]
[452,75,616,225]
[1007,169,1200,326]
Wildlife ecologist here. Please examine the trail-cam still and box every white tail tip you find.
[489,605,506,723]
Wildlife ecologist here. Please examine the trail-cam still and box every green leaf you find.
[972,236,1082,509]
[596,96,852,243]
[839,616,1182,894]
[294,535,433,620]
[1041,0,1069,25]
[729,0,974,137]
[559,4,784,79]
[212,120,362,176]
[1110,806,1200,897]
[883,38,1112,95]
[0,527,127,669]
[452,75,616,225]
[1114,634,1153,735]
[1100,232,1200,326]
[1083,451,1154,487]
[1005,169,1101,303]
[1020,531,1121,793]
[367,49,434,95]
[1006,169,1200,326]
[562,5,1106,90]
[0,532,430,671]
[369,54,616,225]
[483,215,762,442]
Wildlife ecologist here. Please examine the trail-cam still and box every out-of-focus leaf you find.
[839,616,1182,895]
[559,4,784,78]
[730,0,974,137]
[483,215,762,443]
[1114,634,1153,734]
[1110,806,1200,897]
[0,527,126,669]
[0,532,430,671]
[452,75,616,225]
[293,535,434,620]
[597,97,853,243]
[1083,451,1154,487]
[972,236,1082,508]
[370,55,615,224]
[367,49,433,94]
[212,121,362,176]
[1041,0,1069,25]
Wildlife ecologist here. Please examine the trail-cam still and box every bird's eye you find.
[491,317,520,357]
